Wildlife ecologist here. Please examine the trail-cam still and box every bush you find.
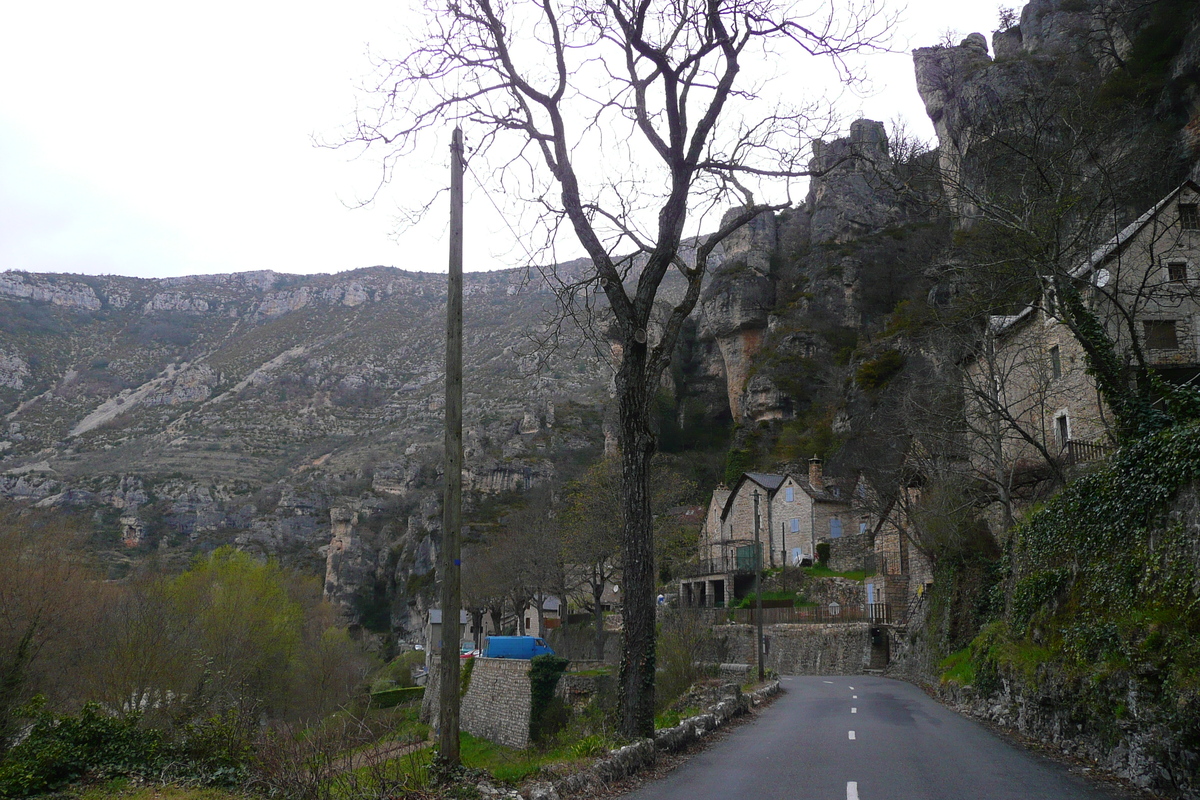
[816,542,830,566]
[655,610,727,713]
[0,698,258,797]
[369,686,425,709]
[854,349,905,392]
[0,698,162,797]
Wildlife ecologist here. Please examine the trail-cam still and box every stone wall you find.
[805,576,865,607]
[461,658,533,749]
[421,656,535,749]
[724,623,871,675]
[824,531,871,572]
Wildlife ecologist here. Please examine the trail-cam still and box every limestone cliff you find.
[914,0,1200,219]
[0,265,608,637]
[696,119,915,425]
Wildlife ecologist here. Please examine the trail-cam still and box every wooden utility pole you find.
[438,126,464,766]
[753,489,764,682]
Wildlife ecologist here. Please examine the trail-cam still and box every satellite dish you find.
[1094,268,1111,288]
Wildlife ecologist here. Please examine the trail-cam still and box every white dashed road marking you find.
[849,730,856,740]
[849,686,855,690]
[823,680,834,684]
[852,695,858,699]
[851,708,857,713]
[847,781,860,800]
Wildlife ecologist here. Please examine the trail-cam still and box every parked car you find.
[459,642,480,659]
[482,635,555,659]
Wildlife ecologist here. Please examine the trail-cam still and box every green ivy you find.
[0,698,254,797]
[0,698,162,797]
[951,420,1200,752]
[527,655,570,744]
[460,654,476,697]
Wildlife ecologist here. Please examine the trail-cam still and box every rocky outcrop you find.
[0,273,103,310]
[806,119,899,244]
[324,508,378,618]
[144,293,211,314]
[913,34,1048,223]
[695,119,911,422]
[0,351,30,390]
[915,0,1200,217]
[699,210,777,421]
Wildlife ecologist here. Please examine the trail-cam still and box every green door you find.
[736,544,761,571]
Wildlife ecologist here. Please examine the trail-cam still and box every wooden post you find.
[753,489,764,682]
[438,126,464,767]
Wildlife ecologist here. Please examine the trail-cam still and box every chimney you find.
[808,456,824,491]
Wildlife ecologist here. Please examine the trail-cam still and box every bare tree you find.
[461,542,506,649]
[561,457,623,661]
[347,0,891,736]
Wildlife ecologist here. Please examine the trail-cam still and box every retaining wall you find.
[422,656,535,748]
[725,622,872,675]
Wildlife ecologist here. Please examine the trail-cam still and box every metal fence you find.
[732,603,893,626]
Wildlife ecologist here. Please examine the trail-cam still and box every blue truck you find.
[482,635,555,659]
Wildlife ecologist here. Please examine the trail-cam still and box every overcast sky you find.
[0,0,1004,279]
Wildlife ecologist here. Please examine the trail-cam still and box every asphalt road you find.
[622,676,1137,800]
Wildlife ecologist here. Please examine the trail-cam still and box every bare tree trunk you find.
[617,361,656,738]
[592,572,605,662]
[470,610,484,650]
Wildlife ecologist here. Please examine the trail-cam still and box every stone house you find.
[859,481,934,620]
[679,462,855,607]
[963,180,1200,473]
[770,460,854,569]
[515,595,562,637]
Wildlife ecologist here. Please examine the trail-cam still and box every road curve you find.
[621,676,1135,800]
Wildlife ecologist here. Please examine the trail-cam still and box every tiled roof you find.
[744,472,786,490]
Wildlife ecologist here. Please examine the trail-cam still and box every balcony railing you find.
[676,556,758,578]
[1063,438,1110,465]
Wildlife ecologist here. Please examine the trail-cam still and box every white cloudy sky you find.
[0,0,1003,279]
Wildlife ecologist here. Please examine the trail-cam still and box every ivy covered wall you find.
[932,422,1200,797]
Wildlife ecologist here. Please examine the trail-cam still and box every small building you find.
[425,608,469,668]
[679,461,853,608]
[516,595,562,637]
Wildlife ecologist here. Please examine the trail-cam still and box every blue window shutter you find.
[830,518,842,538]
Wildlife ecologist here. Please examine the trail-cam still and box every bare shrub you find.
[251,713,432,800]
[655,609,728,712]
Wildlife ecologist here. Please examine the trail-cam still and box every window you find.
[1055,413,1069,450]
[1180,203,1200,230]
[525,617,531,629]
[785,486,794,502]
[1144,320,1179,350]
[830,518,843,538]
[1169,262,1188,283]
[859,522,867,535]
[790,518,800,533]
[1049,345,1061,379]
